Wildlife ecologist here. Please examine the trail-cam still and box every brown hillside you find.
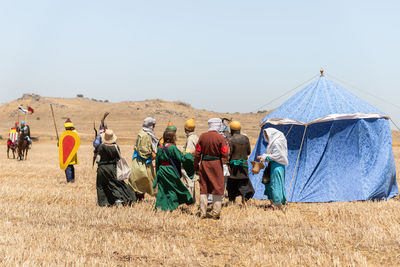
[0,94,267,145]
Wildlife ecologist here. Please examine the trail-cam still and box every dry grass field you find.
[1,95,400,266]
[0,144,399,266]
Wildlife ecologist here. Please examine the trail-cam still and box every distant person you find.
[153,129,194,211]
[19,121,32,147]
[128,117,158,201]
[257,128,288,209]
[181,118,199,202]
[227,121,254,204]
[62,119,79,183]
[13,122,19,132]
[8,122,19,145]
[7,123,19,158]
[96,129,136,206]
[194,118,229,219]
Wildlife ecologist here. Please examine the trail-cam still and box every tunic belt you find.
[132,150,152,164]
[98,160,117,166]
[159,160,172,166]
[202,155,221,161]
[229,159,248,168]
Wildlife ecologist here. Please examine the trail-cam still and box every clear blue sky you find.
[1,1,400,122]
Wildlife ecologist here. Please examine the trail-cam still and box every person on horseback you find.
[19,121,32,148]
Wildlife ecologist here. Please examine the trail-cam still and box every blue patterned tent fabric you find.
[249,76,398,202]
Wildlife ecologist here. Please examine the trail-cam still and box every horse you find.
[7,139,17,159]
[17,131,29,160]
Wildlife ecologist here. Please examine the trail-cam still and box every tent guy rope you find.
[253,74,319,113]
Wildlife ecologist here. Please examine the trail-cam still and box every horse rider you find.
[19,121,32,148]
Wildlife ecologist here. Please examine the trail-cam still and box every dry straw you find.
[0,144,399,266]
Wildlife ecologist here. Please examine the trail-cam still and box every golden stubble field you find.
[0,143,400,266]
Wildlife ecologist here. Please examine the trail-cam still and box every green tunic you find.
[153,144,194,211]
[96,144,136,206]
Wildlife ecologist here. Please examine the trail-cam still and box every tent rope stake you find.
[287,124,308,204]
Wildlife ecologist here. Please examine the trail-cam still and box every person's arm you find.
[194,140,202,173]
[228,139,234,162]
[171,145,183,163]
[246,137,251,156]
[257,154,270,162]
[220,136,229,161]
[93,135,102,148]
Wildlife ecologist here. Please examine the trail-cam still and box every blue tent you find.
[249,75,398,202]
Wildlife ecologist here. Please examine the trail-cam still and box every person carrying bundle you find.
[257,128,288,209]
[96,129,136,206]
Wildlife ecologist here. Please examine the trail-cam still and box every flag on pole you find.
[18,106,28,114]
[28,106,34,114]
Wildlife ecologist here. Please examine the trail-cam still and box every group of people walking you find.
[60,116,289,219]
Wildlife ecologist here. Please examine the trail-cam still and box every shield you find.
[9,129,18,144]
[59,131,80,170]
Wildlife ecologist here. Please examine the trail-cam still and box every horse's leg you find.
[25,148,28,160]
[7,146,9,159]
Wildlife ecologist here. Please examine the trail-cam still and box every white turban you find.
[208,118,222,132]
[143,117,156,128]
[142,117,158,152]
[261,128,289,165]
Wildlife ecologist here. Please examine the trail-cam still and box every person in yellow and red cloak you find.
[59,119,80,183]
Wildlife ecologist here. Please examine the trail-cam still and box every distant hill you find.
[0,94,268,144]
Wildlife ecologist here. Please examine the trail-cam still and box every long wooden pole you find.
[50,104,59,142]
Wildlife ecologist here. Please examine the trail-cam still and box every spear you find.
[50,104,59,142]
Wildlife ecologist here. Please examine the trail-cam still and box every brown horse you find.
[17,131,29,160]
[7,139,17,159]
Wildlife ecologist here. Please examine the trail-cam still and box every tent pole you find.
[287,124,308,204]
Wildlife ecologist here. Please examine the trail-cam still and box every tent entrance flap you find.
[249,119,398,202]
